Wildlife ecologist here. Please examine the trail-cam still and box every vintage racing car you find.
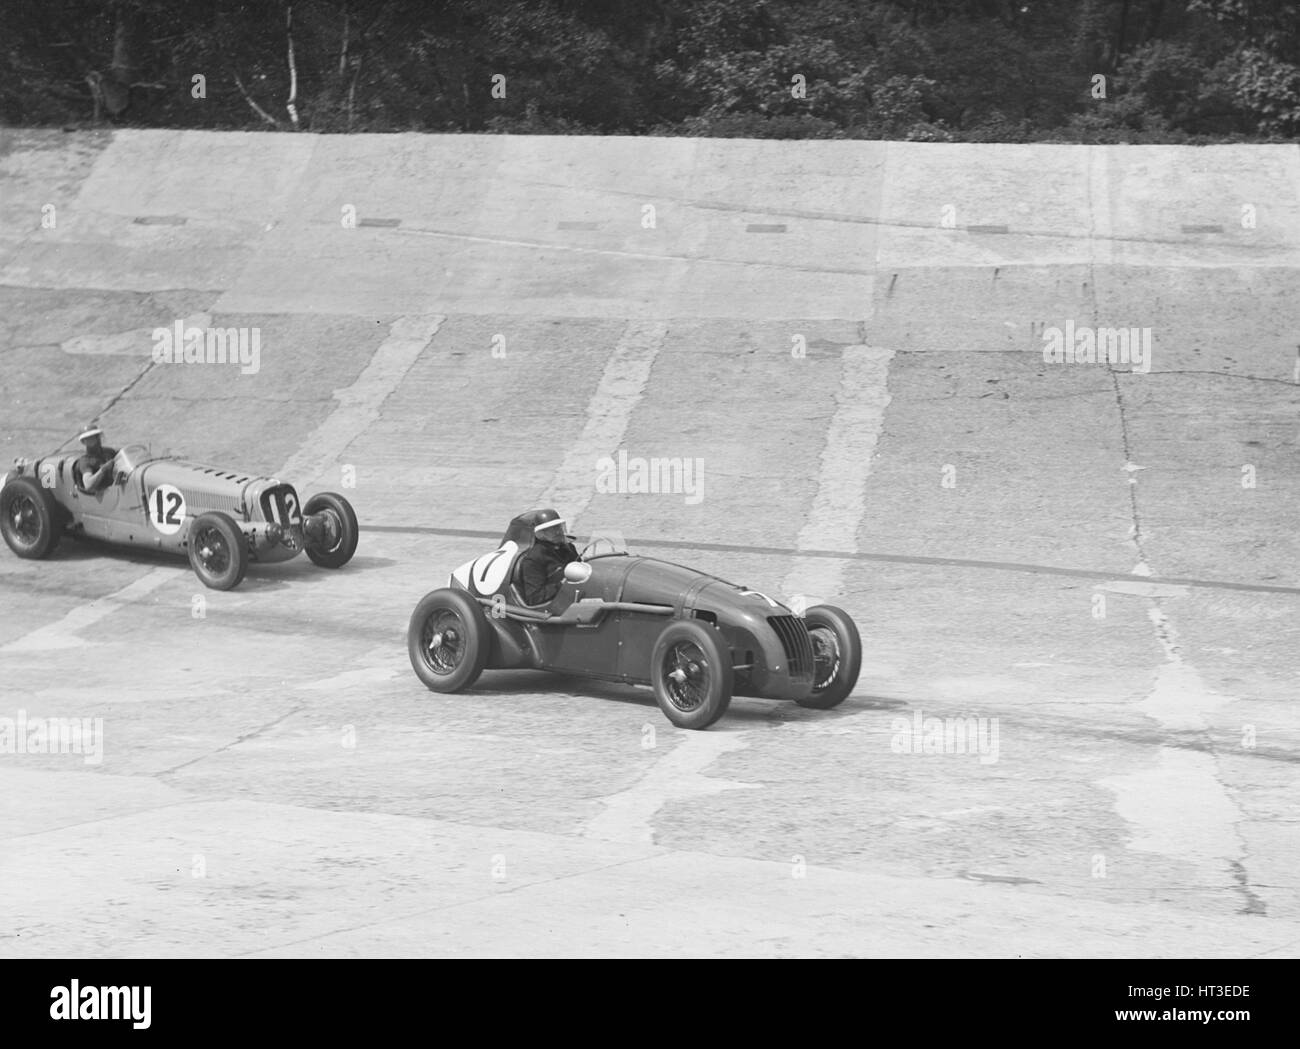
[407,511,862,729]
[1,440,358,590]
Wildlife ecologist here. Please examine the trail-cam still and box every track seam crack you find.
[156,704,306,778]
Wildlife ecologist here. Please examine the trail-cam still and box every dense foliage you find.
[2,0,1297,140]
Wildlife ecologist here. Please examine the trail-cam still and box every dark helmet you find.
[531,508,567,543]
[77,426,104,449]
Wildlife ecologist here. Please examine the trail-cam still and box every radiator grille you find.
[176,487,244,517]
[767,615,814,680]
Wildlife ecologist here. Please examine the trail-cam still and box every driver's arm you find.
[84,460,113,489]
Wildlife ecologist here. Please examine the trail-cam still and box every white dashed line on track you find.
[538,319,668,526]
[581,731,757,845]
[276,314,446,486]
[2,568,173,653]
[782,344,893,604]
[1100,597,1246,898]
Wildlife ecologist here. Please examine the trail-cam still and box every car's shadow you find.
[469,670,907,726]
[54,538,174,567]
[52,538,395,589]
[236,555,397,591]
[473,670,635,700]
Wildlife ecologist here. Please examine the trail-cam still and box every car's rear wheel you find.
[651,619,732,730]
[795,604,862,710]
[187,511,248,590]
[1,476,62,559]
[409,588,489,692]
[303,492,358,569]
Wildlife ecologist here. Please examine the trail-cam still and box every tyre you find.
[651,619,732,730]
[303,491,359,569]
[1,476,62,559]
[795,604,862,710]
[187,511,248,590]
[409,587,489,693]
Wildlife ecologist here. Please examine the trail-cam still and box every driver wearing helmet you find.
[75,427,118,493]
[517,509,580,606]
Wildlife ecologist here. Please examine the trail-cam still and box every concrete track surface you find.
[1,130,1297,957]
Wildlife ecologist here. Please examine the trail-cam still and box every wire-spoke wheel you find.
[187,511,248,590]
[303,492,358,569]
[662,640,711,712]
[423,609,465,674]
[810,625,841,691]
[0,477,62,559]
[795,605,861,710]
[651,619,732,729]
[408,588,488,692]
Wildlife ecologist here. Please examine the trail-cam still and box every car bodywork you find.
[446,513,818,701]
[2,443,335,566]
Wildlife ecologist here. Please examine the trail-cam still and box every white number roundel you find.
[451,541,518,595]
[148,484,187,535]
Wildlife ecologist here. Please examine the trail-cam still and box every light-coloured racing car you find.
[1,442,358,590]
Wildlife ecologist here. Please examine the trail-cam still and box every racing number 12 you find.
[154,489,182,526]
[267,490,300,527]
[148,483,187,536]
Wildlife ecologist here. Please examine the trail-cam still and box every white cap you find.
[77,427,103,443]
[534,516,566,534]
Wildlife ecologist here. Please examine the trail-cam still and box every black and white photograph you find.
[0,0,1295,1005]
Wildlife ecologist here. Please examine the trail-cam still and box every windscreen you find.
[577,528,631,560]
[112,444,151,475]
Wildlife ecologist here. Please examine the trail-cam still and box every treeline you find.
[2,0,1297,141]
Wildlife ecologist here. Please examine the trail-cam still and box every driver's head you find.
[532,509,568,546]
[77,427,104,454]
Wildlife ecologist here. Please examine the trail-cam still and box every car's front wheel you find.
[302,492,359,569]
[1,476,63,559]
[651,619,732,730]
[795,604,862,710]
[187,511,248,590]
[408,588,489,692]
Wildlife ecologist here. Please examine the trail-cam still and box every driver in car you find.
[518,509,581,606]
[75,427,118,493]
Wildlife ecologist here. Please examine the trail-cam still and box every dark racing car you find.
[1,437,358,590]
[407,510,862,729]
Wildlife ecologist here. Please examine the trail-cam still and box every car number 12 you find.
[266,489,301,527]
[148,484,187,535]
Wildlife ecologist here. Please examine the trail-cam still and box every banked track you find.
[0,130,1297,956]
